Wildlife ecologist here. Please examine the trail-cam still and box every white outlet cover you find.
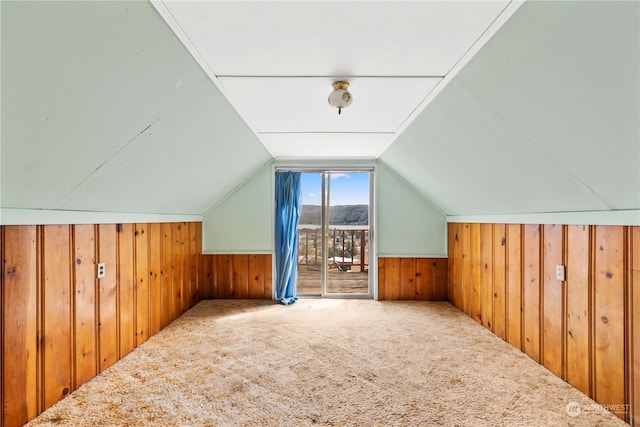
[97,262,106,279]
[555,264,566,281]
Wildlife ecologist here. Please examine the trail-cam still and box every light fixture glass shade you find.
[328,81,352,114]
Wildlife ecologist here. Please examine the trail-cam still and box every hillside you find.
[299,204,368,225]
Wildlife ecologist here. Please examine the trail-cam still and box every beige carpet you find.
[28,299,626,426]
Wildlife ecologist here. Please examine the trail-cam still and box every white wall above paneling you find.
[377,162,447,257]
[202,163,273,254]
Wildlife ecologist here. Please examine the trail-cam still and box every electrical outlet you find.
[555,264,565,281]
[97,262,106,279]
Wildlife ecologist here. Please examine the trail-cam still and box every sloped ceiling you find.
[1,0,271,216]
[381,0,640,216]
[152,0,515,159]
[1,1,638,220]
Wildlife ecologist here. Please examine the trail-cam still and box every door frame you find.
[272,162,378,300]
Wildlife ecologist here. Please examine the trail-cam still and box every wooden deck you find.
[297,268,369,294]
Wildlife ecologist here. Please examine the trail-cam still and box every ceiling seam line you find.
[216,75,446,79]
[51,77,211,209]
[454,79,613,211]
[374,0,526,159]
[150,0,276,159]
[257,132,394,135]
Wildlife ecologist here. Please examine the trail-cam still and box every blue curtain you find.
[274,171,302,305]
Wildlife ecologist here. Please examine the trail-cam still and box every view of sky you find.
[301,172,370,206]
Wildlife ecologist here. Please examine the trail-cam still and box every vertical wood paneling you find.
[634,267,640,427]
[180,223,189,314]
[383,258,401,300]
[171,223,183,317]
[523,224,541,363]
[264,254,273,300]
[202,255,214,299]
[566,225,591,396]
[182,223,192,310]
[378,257,386,300]
[233,254,249,299]
[97,224,117,373]
[117,224,135,359]
[372,257,448,301]
[451,223,463,309]
[189,223,198,306]
[399,258,416,300]
[201,254,273,299]
[148,224,162,336]
[542,224,564,378]
[480,223,493,331]
[493,224,507,340]
[447,224,456,306]
[415,259,434,300]
[631,226,640,427]
[461,224,471,315]
[506,224,522,350]
[42,225,72,410]
[432,259,448,301]
[135,224,149,346]
[593,226,625,416]
[1,227,2,427]
[2,226,38,426]
[160,224,173,329]
[73,224,97,390]
[2,221,202,426]
[449,223,638,423]
[248,255,265,298]
[217,255,233,298]
[470,223,482,324]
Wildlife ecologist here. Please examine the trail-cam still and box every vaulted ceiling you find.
[1,1,638,218]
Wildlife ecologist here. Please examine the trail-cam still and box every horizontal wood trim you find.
[1,222,202,427]
[449,223,639,424]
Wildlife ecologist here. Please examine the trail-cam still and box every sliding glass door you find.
[296,170,372,297]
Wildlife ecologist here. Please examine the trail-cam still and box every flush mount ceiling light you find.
[328,81,353,115]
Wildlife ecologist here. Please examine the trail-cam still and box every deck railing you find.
[298,226,369,272]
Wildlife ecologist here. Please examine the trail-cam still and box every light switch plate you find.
[555,264,565,281]
[97,262,106,279]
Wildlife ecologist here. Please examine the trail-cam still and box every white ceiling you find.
[152,0,516,159]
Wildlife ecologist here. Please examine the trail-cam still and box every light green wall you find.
[202,162,273,253]
[203,160,448,257]
[377,162,447,257]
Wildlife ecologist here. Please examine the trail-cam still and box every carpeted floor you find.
[27,299,627,426]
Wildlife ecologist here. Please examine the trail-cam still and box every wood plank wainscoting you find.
[378,257,448,300]
[448,223,640,425]
[1,222,202,427]
[201,254,273,299]
[199,255,448,301]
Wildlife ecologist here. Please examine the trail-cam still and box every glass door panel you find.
[296,170,372,297]
[297,173,322,294]
[325,172,370,295]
